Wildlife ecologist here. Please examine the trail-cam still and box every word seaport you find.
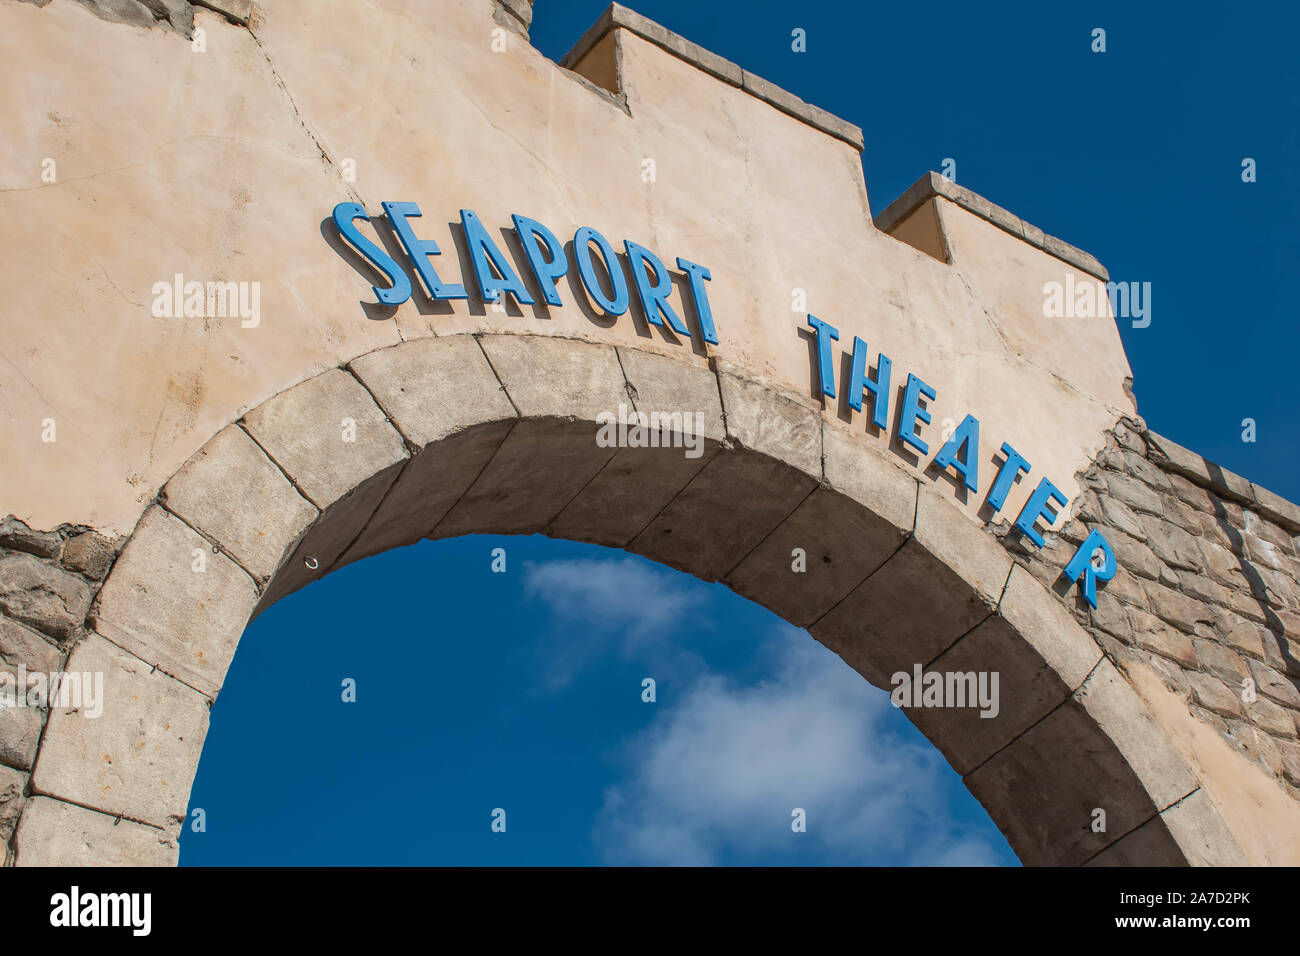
[331,202,718,343]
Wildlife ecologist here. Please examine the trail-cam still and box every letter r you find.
[1064,529,1116,607]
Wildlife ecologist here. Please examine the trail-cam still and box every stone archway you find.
[10,333,1246,866]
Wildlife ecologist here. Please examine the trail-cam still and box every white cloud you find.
[521,555,710,689]
[592,628,1009,866]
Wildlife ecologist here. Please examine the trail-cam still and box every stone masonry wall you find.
[1003,418,1300,801]
[0,519,120,866]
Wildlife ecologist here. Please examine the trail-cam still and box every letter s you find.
[331,201,412,306]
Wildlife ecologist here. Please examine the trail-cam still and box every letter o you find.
[573,226,629,315]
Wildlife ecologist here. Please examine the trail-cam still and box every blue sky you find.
[182,1,1296,865]
[183,537,1011,865]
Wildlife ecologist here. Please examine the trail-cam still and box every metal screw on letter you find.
[304,555,319,570]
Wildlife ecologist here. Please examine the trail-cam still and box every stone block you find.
[1158,494,1203,536]
[820,424,918,535]
[1104,473,1163,515]
[14,796,177,867]
[479,334,629,421]
[1176,568,1232,607]
[1085,790,1247,866]
[497,0,533,29]
[339,421,514,565]
[1197,538,1248,590]
[0,702,43,772]
[1140,579,1213,634]
[433,418,616,539]
[0,616,63,673]
[0,763,24,843]
[1218,615,1267,660]
[1196,513,1244,555]
[0,552,91,641]
[617,348,727,445]
[810,486,1011,687]
[722,424,916,625]
[1100,496,1147,541]
[349,336,517,448]
[1121,450,1171,491]
[32,634,208,828]
[550,349,726,547]
[631,447,816,583]
[242,368,408,510]
[139,0,191,33]
[1089,589,1132,641]
[1139,515,1203,572]
[163,425,318,582]
[1246,696,1296,738]
[1252,482,1300,535]
[1193,638,1250,686]
[1247,658,1300,709]
[1127,607,1197,668]
[1099,566,1148,610]
[0,516,60,558]
[1281,740,1300,788]
[1166,471,1219,512]
[194,0,254,25]
[966,659,1197,865]
[550,443,717,548]
[1243,510,1296,556]
[1227,718,1283,772]
[94,506,257,698]
[714,360,821,476]
[253,461,404,615]
[1106,530,1163,582]
[1113,421,1145,454]
[60,532,116,580]
[904,566,1102,774]
[1249,564,1294,611]
[1147,433,1255,504]
[1186,671,1242,719]
[725,485,911,627]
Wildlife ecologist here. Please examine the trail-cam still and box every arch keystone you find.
[549,348,725,547]
[434,336,629,537]
[477,334,628,420]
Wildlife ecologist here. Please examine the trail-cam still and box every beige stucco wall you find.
[0,0,1133,540]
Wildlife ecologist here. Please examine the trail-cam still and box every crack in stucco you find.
[951,265,1133,426]
[245,31,364,208]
